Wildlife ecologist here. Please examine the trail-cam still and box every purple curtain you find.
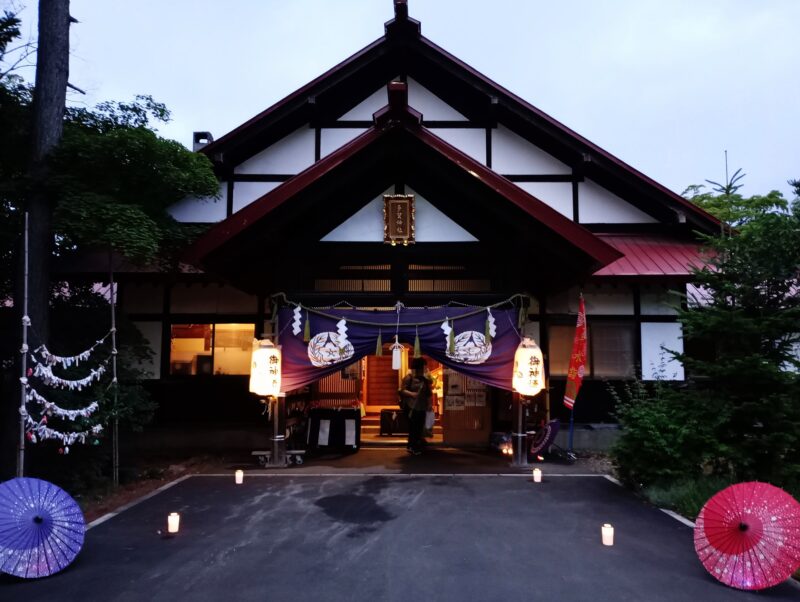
[276,306,521,392]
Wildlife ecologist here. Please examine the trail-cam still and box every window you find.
[590,322,635,378]
[170,323,254,376]
[548,321,635,379]
[548,325,588,376]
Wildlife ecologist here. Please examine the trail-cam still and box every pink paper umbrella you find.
[694,481,800,590]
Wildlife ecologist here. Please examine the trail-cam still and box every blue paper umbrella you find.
[0,477,85,578]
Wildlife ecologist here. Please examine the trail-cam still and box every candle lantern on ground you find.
[532,468,542,483]
[235,470,244,484]
[602,523,614,546]
[167,512,180,534]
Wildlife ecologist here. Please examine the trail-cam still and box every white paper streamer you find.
[26,386,99,420]
[336,319,349,349]
[31,356,108,391]
[292,306,302,336]
[25,416,103,446]
[487,308,497,338]
[34,331,112,368]
[440,320,452,341]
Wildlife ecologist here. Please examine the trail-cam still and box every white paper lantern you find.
[249,339,282,397]
[391,337,403,371]
[512,337,545,396]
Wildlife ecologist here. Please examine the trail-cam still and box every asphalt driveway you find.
[2,472,799,601]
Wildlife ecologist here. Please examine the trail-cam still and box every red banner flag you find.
[563,296,587,410]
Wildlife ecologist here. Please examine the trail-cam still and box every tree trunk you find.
[2,0,70,479]
[27,0,70,341]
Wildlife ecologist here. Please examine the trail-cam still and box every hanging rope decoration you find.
[30,355,109,391]
[413,326,421,358]
[20,319,110,451]
[33,330,112,368]
[26,386,99,421]
[280,292,528,328]
[375,330,383,356]
[25,415,103,451]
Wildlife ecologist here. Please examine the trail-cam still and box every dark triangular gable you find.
[198,2,720,235]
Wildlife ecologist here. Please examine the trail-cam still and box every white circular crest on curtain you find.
[447,331,492,364]
[307,332,355,367]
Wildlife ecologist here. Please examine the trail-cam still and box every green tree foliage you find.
[682,168,788,228]
[53,97,218,262]
[613,174,800,496]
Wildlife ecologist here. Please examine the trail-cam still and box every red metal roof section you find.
[187,84,622,270]
[593,234,708,277]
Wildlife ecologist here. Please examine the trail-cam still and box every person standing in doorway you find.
[400,357,432,455]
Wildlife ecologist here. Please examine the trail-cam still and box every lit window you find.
[170,323,254,376]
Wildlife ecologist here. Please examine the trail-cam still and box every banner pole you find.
[568,408,575,453]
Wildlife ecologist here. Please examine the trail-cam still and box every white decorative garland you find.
[25,415,103,449]
[33,330,112,368]
[31,355,108,391]
[26,386,99,420]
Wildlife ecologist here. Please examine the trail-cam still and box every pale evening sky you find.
[8,0,800,200]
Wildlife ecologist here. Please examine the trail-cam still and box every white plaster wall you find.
[641,286,681,316]
[547,285,633,314]
[232,182,280,213]
[641,322,685,380]
[522,321,541,344]
[338,87,388,120]
[546,286,580,313]
[132,321,161,379]
[123,283,164,314]
[408,77,468,120]
[217,286,258,313]
[585,286,634,315]
[168,181,226,223]
[321,187,477,242]
[428,128,485,164]
[321,128,368,158]
[579,179,657,224]
[516,182,573,218]
[234,126,315,174]
[491,126,571,175]
[170,284,256,314]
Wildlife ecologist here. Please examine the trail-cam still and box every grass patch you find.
[644,476,734,520]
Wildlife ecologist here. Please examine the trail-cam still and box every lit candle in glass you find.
[532,468,542,483]
[235,470,244,484]
[602,523,614,546]
[167,512,180,534]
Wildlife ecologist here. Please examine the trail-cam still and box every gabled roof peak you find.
[385,0,420,37]
[373,81,422,127]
